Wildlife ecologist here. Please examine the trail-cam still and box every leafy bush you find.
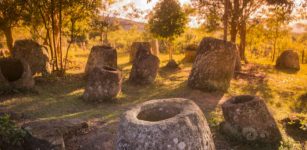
[0,115,27,149]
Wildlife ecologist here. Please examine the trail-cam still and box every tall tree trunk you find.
[223,0,229,41]
[59,0,63,72]
[168,39,173,61]
[2,26,14,54]
[51,0,59,70]
[239,21,248,63]
[302,49,305,64]
[64,20,75,71]
[230,0,239,43]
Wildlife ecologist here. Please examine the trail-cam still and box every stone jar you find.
[116,98,216,150]
[188,37,237,92]
[276,50,300,72]
[129,45,160,85]
[221,95,281,144]
[0,58,35,89]
[83,66,122,102]
[85,45,117,76]
[12,39,50,76]
[129,42,152,63]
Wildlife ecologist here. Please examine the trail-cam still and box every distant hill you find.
[99,17,146,32]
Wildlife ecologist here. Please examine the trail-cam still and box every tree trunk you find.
[2,26,14,54]
[64,20,75,71]
[168,40,173,61]
[302,49,305,64]
[223,0,229,41]
[239,21,248,64]
[59,0,63,72]
[230,0,240,43]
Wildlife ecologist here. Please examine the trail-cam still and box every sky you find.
[111,0,194,25]
[111,0,306,30]
[117,0,190,11]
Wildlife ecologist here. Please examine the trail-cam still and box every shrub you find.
[0,114,27,149]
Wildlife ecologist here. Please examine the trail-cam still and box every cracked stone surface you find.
[221,95,282,144]
[116,98,215,150]
[188,37,237,92]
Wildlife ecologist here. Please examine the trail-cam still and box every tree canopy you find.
[148,0,188,40]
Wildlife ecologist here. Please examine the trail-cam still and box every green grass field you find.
[0,50,306,149]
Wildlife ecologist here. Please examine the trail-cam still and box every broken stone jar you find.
[116,98,215,150]
[221,95,282,144]
[83,66,122,102]
[85,45,117,77]
[0,58,35,89]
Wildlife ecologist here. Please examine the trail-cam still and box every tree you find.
[265,5,292,61]
[191,0,293,63]
[0,0,25,53]
[24,0,100,74]
[148,0,187,65]
[62,0,100,71]
[91,0,121,45]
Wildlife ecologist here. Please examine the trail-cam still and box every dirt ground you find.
[1,52,306,150]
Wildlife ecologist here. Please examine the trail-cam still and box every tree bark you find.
[239,21,248,63]
[223,0,229,41]
[230,0,240,43]
[2,26,14,54]
[302,50,305,64]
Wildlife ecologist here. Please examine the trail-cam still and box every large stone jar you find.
[276,50,300,72]
[129,42,152,63]
[117,98,216,150]
[129,45,160,85]
[0,58,35,89]
[221,95,281,144]
[85,45,117,76]
[83,66,122,102]
[188,37,237,92]
[12,39,50,76]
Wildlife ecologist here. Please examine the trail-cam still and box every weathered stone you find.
[276,50,300,72]
[165,59,180,69]
[12,40,50,76]
[0,58,34,89]
[188,37,236,92]
[116,98,216,150]
[85,45,117,76]
[129,45,159,85]
[66,127,115,150]
[221,95,281,144]
[183,44,198,63]
[23,119,88,150]
[83,66,122,102]
[129,42,152,63]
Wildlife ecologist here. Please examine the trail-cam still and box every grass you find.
[0,49,306,149]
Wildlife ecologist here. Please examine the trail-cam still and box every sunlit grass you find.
[0,49,306,148]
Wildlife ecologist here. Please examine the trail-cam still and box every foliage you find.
[24,0,101,73]
[0,0,26,52]
[0,115,28,149]
[149,0,187,62]
[148,0,187,40]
